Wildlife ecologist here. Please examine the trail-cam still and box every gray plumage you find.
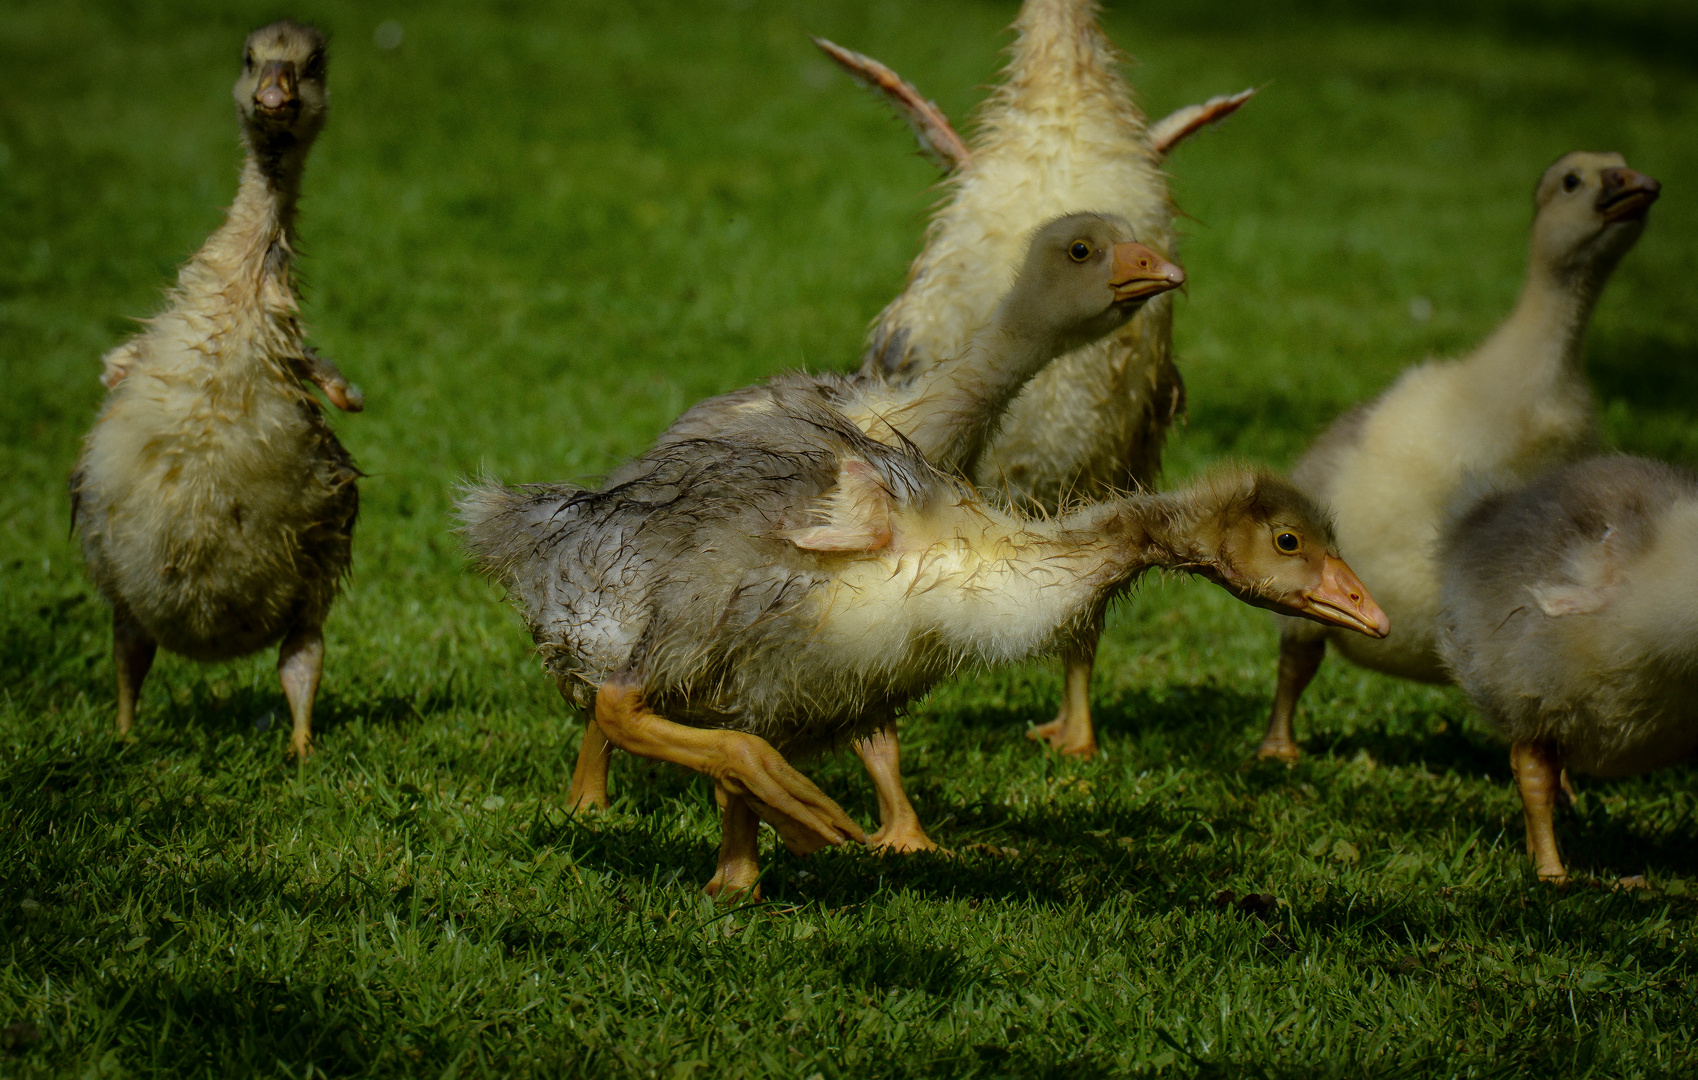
[1439,456,1698,778]
[458,218,1368,769]
[463,401,960,754]
[462,411,1360,760]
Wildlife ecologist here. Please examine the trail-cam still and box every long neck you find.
[190,128,309,307]
[1469,239,1609,390]
[912,483,1232,669]
[1061,491,1224,585]
[879,296,1070,473]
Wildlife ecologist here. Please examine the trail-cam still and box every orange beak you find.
[1109,241,1185,303]
[1596,167,1660,223]
[254,60,298,113]
[1296,555,1390,638]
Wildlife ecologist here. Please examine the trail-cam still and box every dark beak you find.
[254,60,298,113]
[1109,241,1185,303]
[1294,555,1390,638]
[1596,166,1660,223]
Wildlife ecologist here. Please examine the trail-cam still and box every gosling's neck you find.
[868,294,1077,475]
[1050,490,1222,590]
[1469,241,1613,391]
[192,126,313,308]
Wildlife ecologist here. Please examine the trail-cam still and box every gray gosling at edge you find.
[459,217,1389,899]
[71,21,361,759]
[1258,150,1660,764]
[1439,456,1698,884]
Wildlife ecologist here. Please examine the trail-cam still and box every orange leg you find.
[1026,638,1100,758]
[567,717,612,811]
[278,627,324,759]
[1257,631,1325,763]
[113,611,157,740]
[854,724,938,853]
[1511,740,1567,883]
[704,788,763,901]
[593,679,865,855]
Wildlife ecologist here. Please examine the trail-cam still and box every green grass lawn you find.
[4,0,1697,1075]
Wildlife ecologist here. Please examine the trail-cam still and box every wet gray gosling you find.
[71,21,361,759]
[1257,151,1659,765]
[1439,456,1698,884]
[558,213,1180,854]
[465,451,1385,898]
[459,222,1385,899]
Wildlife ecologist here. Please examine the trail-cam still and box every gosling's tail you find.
[454,474,583,588]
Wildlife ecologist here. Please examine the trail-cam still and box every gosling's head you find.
[233,20,329,147]
[1530,151,1659,279]
[1002,213,1186,355]
[1186,471,1390,639]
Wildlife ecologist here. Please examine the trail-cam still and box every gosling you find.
[461,218,1387,897]
[71,21,361,758]
[1258,151,1659,762]
[1439,456,1698,883]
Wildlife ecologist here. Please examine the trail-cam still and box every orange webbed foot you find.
[868,818,939,854]
[1026,718,1098,759]
[716,734,867,854]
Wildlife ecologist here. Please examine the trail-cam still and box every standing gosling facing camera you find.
[72,21,362,758]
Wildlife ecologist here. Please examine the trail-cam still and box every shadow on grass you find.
[821,929,990,996]
[943,681,1269,752]
[1134,0,1698,70]
[143,685,469,743]
[527,810,720,891]
[1313,720,1506,781]
[35,971,522,1077]
[1563,774,1698,880]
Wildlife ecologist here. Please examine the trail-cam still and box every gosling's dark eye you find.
[1275,532,1300,553]
[1069,241,1092,262]
[244,49,255,69]
[1562,172,1580,192]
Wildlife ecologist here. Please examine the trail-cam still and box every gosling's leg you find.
[594,679,865,854]
[1026,638,1099,758]
[1511,739,1567,883]
[113,611,157,739]
[704,787,763,901]
[567,717,613,811]
[278,627,324,760]
[1257,630,1326,763]
[855,724,938,853]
